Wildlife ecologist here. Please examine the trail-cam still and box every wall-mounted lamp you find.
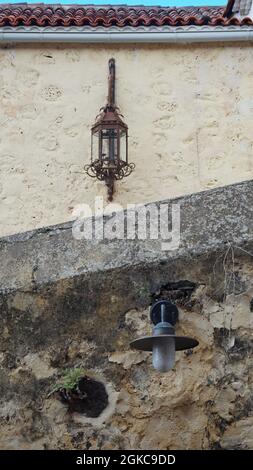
[84,58,135,202]
[130,300,199,373]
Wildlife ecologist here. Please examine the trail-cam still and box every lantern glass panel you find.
[119,128,128,164]
[101,128,118,166]
[91,128,99,163]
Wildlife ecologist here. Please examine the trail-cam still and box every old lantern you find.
[84,58,135,201]
[130,300,199,373]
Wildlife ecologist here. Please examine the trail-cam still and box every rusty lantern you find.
[84,58,135,202]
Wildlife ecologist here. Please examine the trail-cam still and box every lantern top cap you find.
[92,108,128,132]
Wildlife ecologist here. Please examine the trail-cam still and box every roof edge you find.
[1,24,253,43]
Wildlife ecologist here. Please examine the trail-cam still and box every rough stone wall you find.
[0,255,253,450]
[0,42,253,237]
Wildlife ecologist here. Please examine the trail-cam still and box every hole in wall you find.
[59,376,109,417]
[151,280,197,306]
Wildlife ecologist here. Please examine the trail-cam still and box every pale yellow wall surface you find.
[0,43,252,237]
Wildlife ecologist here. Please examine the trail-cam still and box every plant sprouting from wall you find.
[50,368,88,394]
[49,368,109,417]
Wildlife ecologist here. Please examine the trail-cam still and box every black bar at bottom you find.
[0,450,251,467]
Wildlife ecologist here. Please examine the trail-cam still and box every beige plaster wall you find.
[0,42,252,237]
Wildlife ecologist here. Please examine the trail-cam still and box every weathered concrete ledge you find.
[0,178,253,294]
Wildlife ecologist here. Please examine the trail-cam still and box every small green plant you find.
[50,368,87,395]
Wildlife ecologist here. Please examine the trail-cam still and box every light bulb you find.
[152,337,175,372]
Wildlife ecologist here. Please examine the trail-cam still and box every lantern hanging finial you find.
[84,59,135,202]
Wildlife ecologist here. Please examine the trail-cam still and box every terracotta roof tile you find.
[0,3,252,28]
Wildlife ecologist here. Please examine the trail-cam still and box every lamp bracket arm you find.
[107,58,116,109]
[150,300,179,326]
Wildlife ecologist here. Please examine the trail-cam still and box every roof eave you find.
[0,25,253,43]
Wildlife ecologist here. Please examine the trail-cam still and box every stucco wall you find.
[0,42,252,237]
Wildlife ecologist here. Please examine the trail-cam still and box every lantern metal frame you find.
[84,58,135,202]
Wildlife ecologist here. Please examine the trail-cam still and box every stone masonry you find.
[0,180,252,449]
